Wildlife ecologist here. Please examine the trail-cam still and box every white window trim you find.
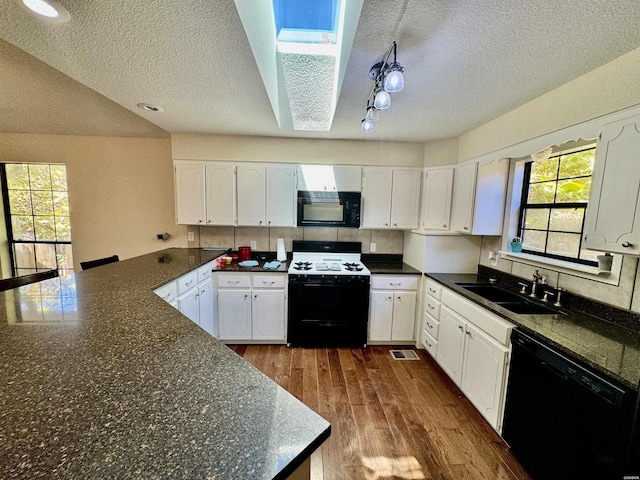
[501,150,623,286]
[499,250,622,286]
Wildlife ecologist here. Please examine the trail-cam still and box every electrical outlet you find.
[250,240,257,249]
[370,242,376,252]
[188,231,194,242]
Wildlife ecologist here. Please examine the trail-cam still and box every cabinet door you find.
[175,164,206,225]
[252,290,286,340]
[435,305,466,385]
[390,169,421,229]
[585,118,640,255]
[391,291,416,341]
[198,278,215,336]
[237,164,266,226]
[179,288,200,325]
[333,166,362,192]
[266,165,296,227]
[218,289,251,340]
[361,167,393,228]
[460,322,509,430]
[472,158,510,235]
[451,163,477,233]
[422,167,453,230]
[205,163,235,225]
[368,291,393,341]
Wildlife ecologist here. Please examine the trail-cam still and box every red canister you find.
[238,246,251,261]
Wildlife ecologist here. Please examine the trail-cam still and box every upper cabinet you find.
[175,161,296,227]
[451,159,509,235]
[175,163,206,225]
[296,165,362,192]
[361,167,421,229]
[584,116,640,255]
[421,167,454,230]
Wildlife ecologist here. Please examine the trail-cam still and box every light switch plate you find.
[250,240,257,249]
[188,231,195,242]
[370,243,376,252]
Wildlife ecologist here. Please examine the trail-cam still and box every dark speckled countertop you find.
[0,248,330,479]
[427,272,640,390]
[362,254,421,275]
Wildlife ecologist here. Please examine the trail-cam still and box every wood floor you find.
[228,345,531,480]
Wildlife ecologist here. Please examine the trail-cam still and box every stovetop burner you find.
[293,261,312,271]
[343,262,364,272]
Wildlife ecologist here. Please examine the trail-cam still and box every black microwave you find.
[297,191,361,228]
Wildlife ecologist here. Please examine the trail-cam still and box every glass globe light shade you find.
[361,119,374,134]
[384,69,404,92]
[374,90,391,110]
[365,106,380,122]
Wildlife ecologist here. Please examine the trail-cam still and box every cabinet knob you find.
[244,294,248,299]
[259,220,263,225]
[268,221,271,225]
[458,325,464,331]
[463,226,469,230]
[254,294,258,298]
[466,330,471,336]
[622,241,633,248]
[385,223,389,226]
[199,220,203,223]
[208,220,212,224]
[394,223,397,226]
[443,224,447,228]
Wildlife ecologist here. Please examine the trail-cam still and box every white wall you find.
[171,133,425,167]
[0,133,186,271]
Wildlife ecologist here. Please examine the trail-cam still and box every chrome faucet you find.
[530,270,542,298]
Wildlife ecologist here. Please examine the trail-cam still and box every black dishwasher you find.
[502,329,637,480]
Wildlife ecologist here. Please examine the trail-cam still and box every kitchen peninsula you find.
[0,248,330,479]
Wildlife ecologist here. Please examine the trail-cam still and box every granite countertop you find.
[362,254,421,275]
[427,272,640,390]
[0,248,330,479]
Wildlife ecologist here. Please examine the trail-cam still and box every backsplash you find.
[480,236,640,315]
[188,226,404,254]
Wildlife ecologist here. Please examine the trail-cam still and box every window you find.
[1,163,73,276]
[517,146,601,265]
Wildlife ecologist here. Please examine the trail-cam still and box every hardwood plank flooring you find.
[228,345,531,480]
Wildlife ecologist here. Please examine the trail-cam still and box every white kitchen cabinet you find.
[435,305,466,384]
[218,289,252,339]
[215,272,287,343]
[237,164,266,226]
[175,163,206,225]
[361,167,393,228]
[362,167,421,229]
[390,169,421,229]
[584,116,640,255]
[421,278,442,359]
[451,159,509,235]
[205,163,236,225]
[432,283,514,432]
[421,167,454,230]
[297,165,362,192]
[198,277,215,336]
[266,164,296,227]
[460,322,509,430]
[154,280,178,308]
[368,275,418,343]
[252,290,286,340]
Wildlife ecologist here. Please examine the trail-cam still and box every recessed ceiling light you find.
[15,0,70,23]
[137,103,165,113]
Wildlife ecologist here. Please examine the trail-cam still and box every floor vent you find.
[389,350,420,360]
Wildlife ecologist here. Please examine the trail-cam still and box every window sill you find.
[499,251,621,285]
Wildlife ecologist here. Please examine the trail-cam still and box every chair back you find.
[0,269,59,292]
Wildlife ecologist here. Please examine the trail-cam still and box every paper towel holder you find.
[276,238,287,261]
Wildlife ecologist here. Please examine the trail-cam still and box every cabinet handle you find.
[185,280,193,286]
[426,341,432,347]
[429,288,437,294]
[458,325,464,331]
[263,281,275,285]
[465,330,471,336]
[390,282,401,286]
[427,323,433,329]
[622,241,633,248]
[428,304,435,310]
[463,226,469,230]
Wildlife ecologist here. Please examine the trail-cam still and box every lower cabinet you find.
[215,272,287,343]
[431,283,513,433]
[368,275,419,343]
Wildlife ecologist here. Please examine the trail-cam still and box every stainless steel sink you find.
[455,283,563,315]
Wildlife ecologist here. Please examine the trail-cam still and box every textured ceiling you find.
[1,0,640,142]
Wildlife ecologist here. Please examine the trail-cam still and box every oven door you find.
[288,276,369,348]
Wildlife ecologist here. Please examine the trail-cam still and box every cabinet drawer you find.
[252,274,285,289]
[424,296,441,319]
[197,261,214,283]
[217,274,251,288]
[441,288,514,345]
[177,271,198,294]
[371,275,418,290]
[422,330,438,357]
[155,281,178,303]
[423,313,440,339]
[425,279,442,300]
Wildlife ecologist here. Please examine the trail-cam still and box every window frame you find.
[0,163,73,277]
[516,146,597,267]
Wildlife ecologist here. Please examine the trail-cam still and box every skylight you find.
[273,0,339,44]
